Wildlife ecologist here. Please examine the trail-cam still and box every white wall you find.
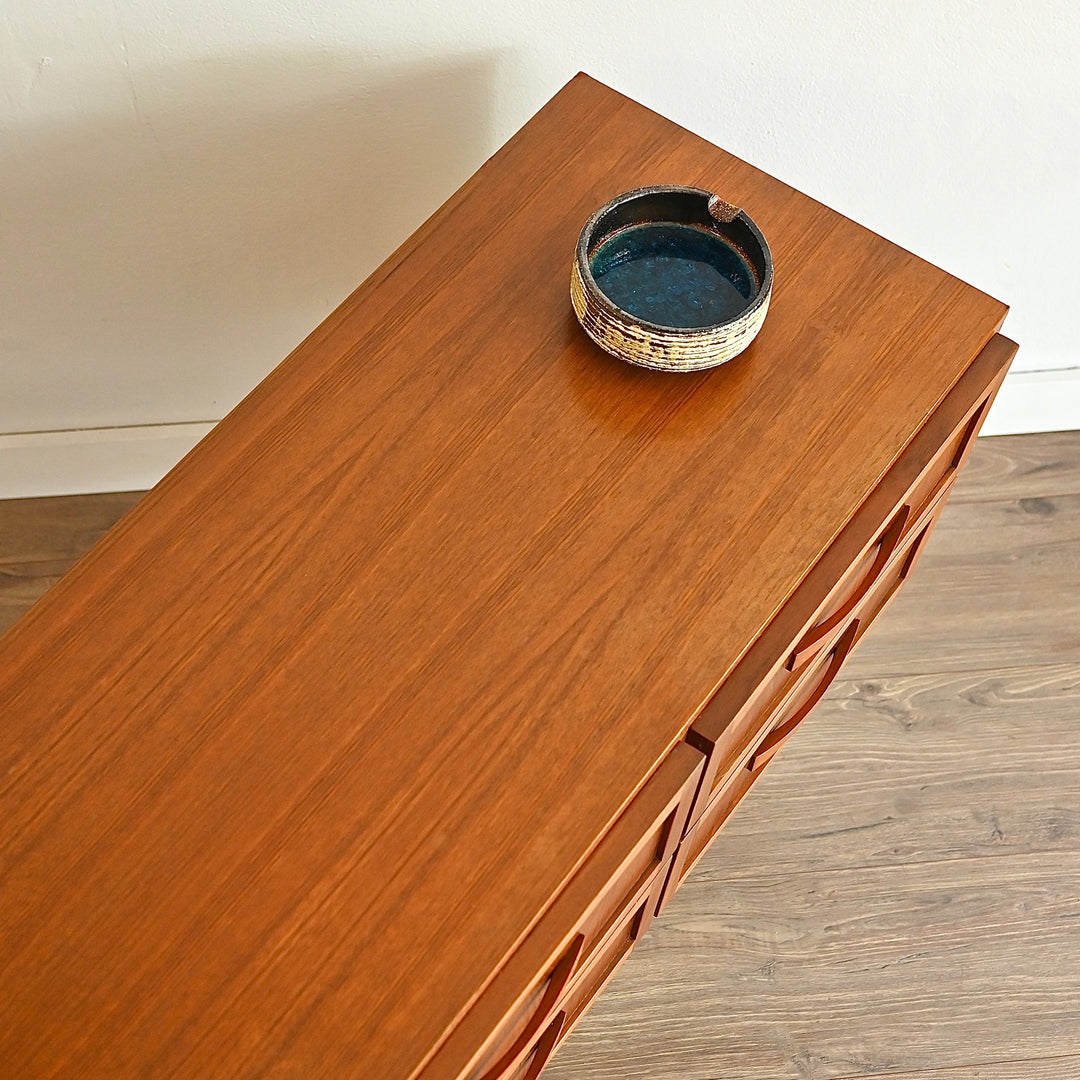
[2,1,1078,496]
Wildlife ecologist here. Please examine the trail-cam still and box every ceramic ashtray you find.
[570,185,773,372]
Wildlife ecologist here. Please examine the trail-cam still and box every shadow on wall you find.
[1,51,499,432]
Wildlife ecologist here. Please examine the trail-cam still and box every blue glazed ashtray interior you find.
[589,221,758,329]
[579,187,770,333]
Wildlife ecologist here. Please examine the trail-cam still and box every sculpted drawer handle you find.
[751,619,860,772]
[786,503,909,671]
[518,1012,566,1080]
[476,937,582,1080]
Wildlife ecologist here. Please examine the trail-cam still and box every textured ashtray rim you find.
[571,184,774,372]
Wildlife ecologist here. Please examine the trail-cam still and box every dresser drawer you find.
[782,380,995,674]
[848,496,943,651]
[671,619,861,893]
[485,1011,566,1080]
[469,862,667,1080]
[747,618,862,773]
[667,497,950,898]
[684,334,1013,829]
[745,490,944,778]
[415,743,703,1080]
[902,393,990,534]
[551,867,665,1046]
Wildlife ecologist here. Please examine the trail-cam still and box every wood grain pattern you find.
[4,429,1063,636]
[0,74,1008,1080]
[4,430,1057,615]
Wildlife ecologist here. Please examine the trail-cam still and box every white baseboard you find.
[0,369,1076,500]
[0,422,217,500]
[981,368,1080,437]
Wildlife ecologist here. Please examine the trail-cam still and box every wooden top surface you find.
[0,74,1006,1079]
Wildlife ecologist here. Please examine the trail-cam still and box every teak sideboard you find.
[0,75,1014,1080]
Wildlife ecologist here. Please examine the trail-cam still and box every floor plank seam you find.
[686,843,1080,884]
[835,658,1080,681]
[827,1049,1080,1080]
[949,485,1080,504]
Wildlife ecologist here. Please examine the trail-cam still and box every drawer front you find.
[684,336,1011,830]
[672,619,861,895]
[685,611,863,830]
[551,868,664,1046]
[460,936,583,1080]
[492,865,671,1080]
[783,503,909,672]
[782,388,992,673]
[747,618,861,773]
[416,743,704,1080]
[902,393,989,532]
[460,862,670,1080]
[849,499,943,652]
[671,753,760,895]
[497,1012,565,1080]
[668,502,948,899]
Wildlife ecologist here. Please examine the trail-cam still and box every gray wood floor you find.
[2,432,1078,1079]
